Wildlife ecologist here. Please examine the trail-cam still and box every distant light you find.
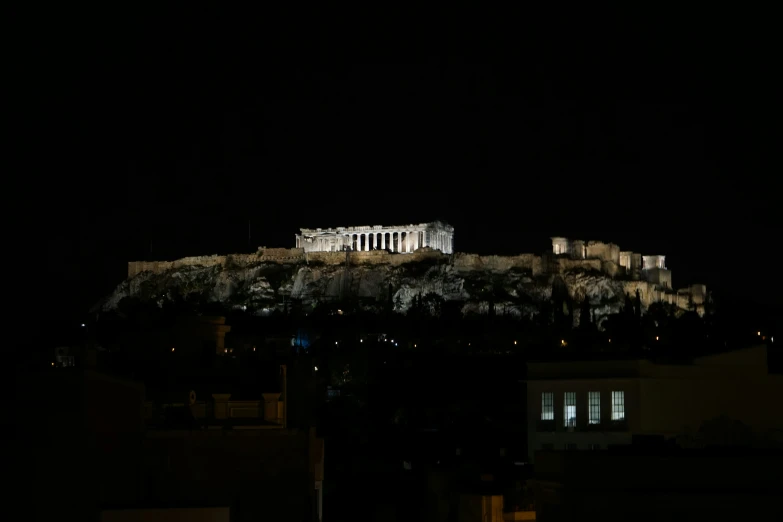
[81,323,85,327]
[772,337,774,343]
[171,347,175,352]
[335,341,338,345]
[253,346,256,352]
[758,331,761,336]
[314,366,318,371]
[224,349,227,353]
[514,340,517,345]
[395,343,398,346]
[391,339,394,343]
[414,344,417,348]
[51,362,54,366]
[608,338,612,343]
[560,339,567,346]
[360,339,363,343]
[656,336,659,341]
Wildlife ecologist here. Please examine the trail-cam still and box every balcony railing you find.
[535,419,629,432]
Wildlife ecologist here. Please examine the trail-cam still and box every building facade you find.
[526,345,782,463]
[295,221,454,254]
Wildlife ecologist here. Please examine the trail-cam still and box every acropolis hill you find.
[104,221,707,324]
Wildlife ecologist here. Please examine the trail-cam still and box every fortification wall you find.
[558,258,603,273]
[128,256,227,278]
[127,247,630,281]
[128,249,307,278]
[585,242,621,264]
[453,253,538,272]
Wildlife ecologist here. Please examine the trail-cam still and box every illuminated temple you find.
[295,221,455,254]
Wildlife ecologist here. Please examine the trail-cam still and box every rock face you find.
[101,249,677,327]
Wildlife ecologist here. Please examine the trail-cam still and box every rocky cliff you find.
[101,249,675,327]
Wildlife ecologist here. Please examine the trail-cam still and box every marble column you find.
[381,232,386,250]
[364,233,369,251]
[413,231,419,251]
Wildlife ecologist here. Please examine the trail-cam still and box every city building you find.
[530,446,783,521]
[526,345,783,461]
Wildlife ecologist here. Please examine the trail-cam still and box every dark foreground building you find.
[17,365,324,522]
[531,446,783,521]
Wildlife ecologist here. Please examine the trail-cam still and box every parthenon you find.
[295,221,455,254]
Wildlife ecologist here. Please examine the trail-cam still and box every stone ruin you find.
[295,221,454,254]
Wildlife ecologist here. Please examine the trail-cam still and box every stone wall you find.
[453,253,537,272]
[585,241,620,264]
[558,258,603,273]
[644,268,672,289]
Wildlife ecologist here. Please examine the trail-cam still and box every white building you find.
[295,221,454,254]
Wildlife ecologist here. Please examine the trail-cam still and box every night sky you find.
[22,8,779,326]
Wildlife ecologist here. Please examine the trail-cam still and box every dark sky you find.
[21,7,779,322]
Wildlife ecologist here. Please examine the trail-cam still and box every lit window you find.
[564,392,576,427]
[541,392,554,420]
[611,391,625,421]
[588,392,600,424]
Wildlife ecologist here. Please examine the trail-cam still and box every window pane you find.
[564,392,576,427]
[541,392,554,420]
[588,391,600,424]
[611,391,625,420]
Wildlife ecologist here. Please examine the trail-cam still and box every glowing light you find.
[514,340,517,345]
[560,339,567,346]
[395,343,398,346]
[758,331,761,336]
[414,344,417,348]
[253,346,256,352]
[360,339,363,343]
[335,341,338,345]
[51,362,54,366]
[224,349,227,353]
[314,366,318,371]
[608,338,612,343]
[656,336,659,341]
[80,323,85,327]
[171,347,175,352]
